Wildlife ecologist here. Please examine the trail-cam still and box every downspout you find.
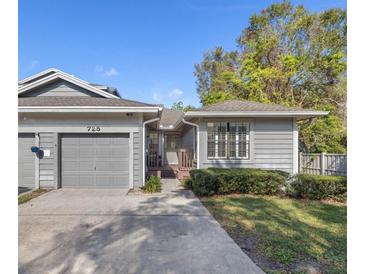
[142,117,160,185]
[182,119,200,169]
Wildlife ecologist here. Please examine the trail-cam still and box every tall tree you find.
[171,101,197,112]
[194,1,347,153]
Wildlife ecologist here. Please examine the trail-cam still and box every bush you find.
[190,168,287,196]
[289,174,347,200]
[181,178,193,189]
[143,175,161,193]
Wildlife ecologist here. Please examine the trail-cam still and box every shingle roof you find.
[159,108,184,128]
[18,96,157,107]
[194,100,314,112]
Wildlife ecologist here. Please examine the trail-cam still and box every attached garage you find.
[61,133,131,188]
[18,133,35,189]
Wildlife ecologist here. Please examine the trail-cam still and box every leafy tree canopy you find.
[171,101,197,112]
[194,1,346,153]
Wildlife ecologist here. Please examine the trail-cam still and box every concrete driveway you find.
[19,179,264,274]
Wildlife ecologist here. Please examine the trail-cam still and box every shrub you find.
[190,168,287,196]
[190,169,219,196]
[181,178,193,189]
[289,174,347,200]
[143,175,162,193]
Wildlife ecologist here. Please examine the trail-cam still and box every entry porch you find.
[146,130,197,180]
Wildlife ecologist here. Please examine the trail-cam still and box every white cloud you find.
[94,65,104,73]
[153,92,162,102]
[168,88,183,99]
[104,67,119,77]
[94,65,119,77]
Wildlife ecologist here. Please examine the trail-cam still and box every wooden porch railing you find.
[147,144,159,170]
[177,148,195,170]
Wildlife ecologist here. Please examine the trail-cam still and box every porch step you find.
[161,169,177,178]
[176,170,191,180]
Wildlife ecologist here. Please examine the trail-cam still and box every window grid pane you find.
[207,130,215,158]
[207,122,249,160]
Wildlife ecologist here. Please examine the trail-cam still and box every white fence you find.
[299,153,347,176]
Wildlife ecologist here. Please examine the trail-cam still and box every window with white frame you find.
[207,122,249,159]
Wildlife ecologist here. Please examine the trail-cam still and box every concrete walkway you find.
[19,179,264,274]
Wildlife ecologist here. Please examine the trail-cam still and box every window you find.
[207,122,249,159]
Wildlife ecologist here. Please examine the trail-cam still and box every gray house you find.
[18,68,328,190]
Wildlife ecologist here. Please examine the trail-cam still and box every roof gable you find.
[18,69,119,99]
[21,79,104,98]
[158,108,184,129]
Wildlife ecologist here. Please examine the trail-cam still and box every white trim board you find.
[18,68,59,85]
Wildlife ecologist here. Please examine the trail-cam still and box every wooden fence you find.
[299,153,347,176]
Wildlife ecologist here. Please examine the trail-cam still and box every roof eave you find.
[18,106,161,113]
[18,68,59,85]
[184,111,329,118]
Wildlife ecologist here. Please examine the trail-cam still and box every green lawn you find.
[201,195,346,274]
[18,189,49,204]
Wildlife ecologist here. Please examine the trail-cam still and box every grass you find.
[201,194,346,274]
[18,189,49,204]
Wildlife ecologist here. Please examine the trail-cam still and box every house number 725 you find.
[87,126,101,132]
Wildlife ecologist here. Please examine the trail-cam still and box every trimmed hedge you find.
[289,174,347,200]
[189,168,288,196]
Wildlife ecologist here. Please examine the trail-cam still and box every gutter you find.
[182,118,200,169]
[142,117,161,185]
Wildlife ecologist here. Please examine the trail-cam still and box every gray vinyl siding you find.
[198,118,294,174]
[22,79,103,97]
[18,133,36,189]
[133,131,143,187]
[253,119,293,172]
[39,132,56,188]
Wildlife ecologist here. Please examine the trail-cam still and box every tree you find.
[171,101,197,112]
[194,1,346,153]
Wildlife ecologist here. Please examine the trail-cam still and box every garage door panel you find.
[79,138,94,145]
[79,148,95,158]
[79,162,95,172]
[61,133,130,188]
[62,148,79,158]
[79,176,95,186]
[95,148,115,158]
[95,161,129,172]
[61,138,78,145]
[95,138,112,145]
[112,136,129,144]
[62,162,79,171]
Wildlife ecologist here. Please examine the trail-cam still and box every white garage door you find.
[61,133,130,188]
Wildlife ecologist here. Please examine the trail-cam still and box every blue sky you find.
[19,0,346,107]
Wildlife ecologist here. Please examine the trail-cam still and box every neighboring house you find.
[18,68,328,190]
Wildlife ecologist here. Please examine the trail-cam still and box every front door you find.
[164,134,180,165]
